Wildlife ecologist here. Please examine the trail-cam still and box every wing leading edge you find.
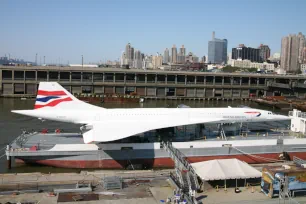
[82,117,223,143]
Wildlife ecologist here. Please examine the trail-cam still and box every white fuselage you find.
[12,82,290,143]
[14,107,289,125]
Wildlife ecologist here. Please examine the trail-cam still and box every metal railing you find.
[297,112,306,119]
[161,141,200,191]
[293,156,306,166]
[289,111,306,119]
[169,172,197,204]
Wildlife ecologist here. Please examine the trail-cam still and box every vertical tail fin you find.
[35,82,102,110]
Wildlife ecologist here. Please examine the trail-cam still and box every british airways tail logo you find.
[244,111,261,117]
[35,90,72,109]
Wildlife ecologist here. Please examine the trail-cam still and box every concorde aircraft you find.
[12,82,289,144]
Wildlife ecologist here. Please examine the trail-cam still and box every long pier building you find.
[0,66,305,99]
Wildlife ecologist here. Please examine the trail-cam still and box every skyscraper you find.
[120,51,126,67]
[163,48,170,64]
[125,43,131,60]
[171,45,177,64]
[281,32,306,73]
[180,45,186,56]
[177,45,186,64]
[302,47,306,64]
[130,47,134,62]
[232,44,261,62]
[208,32,227,64]
[298,32,306,64]
[259,44,271,62]
[185,52,198,63]
[133,50,142,69]
[124,43,135,67]
[152,53,163,69]
[201,56,206,63]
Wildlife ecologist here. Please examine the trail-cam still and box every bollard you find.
[7,158,11,169]
[6,145,11,169]
[251,186,254,193]
[216,185,219,192]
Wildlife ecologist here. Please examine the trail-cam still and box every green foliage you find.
[222,66,257,73]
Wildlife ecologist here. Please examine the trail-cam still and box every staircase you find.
[217,124,227,140]
[188,171,198,191]
[181,170,190,193]
[239,123,249,137]
[161,141,200,191]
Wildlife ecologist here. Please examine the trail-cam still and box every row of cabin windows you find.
[105,112,241,116]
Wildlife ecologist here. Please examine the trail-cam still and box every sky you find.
[0,0,306,64]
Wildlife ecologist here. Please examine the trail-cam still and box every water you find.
[0,98,288,173]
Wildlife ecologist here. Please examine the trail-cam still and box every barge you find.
[6,125,306,169]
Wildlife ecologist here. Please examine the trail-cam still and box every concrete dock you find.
[1,169,306,203]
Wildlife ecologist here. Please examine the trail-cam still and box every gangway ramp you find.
[161,141,200,203]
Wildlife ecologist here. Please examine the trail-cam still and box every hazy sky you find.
[1,0,306,64]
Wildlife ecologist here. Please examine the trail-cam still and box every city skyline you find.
[1,0,306,63]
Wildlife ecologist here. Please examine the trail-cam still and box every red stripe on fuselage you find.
[34,97,72,109]
[37,90,66,96]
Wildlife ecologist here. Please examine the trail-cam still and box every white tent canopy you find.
[191,158,261,181]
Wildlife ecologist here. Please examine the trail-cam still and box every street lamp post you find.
[82,55,84,68]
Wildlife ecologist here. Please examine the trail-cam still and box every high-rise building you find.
[177,55,185,64]
[124,43,135,67]
[130,47,134,61]
[298,32,306,64]
[179,45,186,56]
[120,51,126,67]
[171,45,177,64]
[302,47,306,64]
[163,48,170,64]
[208,32,227,64]
[177,45,186,64]
[281,32,306,73]
[133,50,142,69]
[259,44,271,62]
[125,43,131,60]
[201,56,206,63]
[232,44,261,62]
[152,53,163,69]
[185,52,199,63]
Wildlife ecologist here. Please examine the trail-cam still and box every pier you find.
[2,169,306,204]
[1,66,306,99]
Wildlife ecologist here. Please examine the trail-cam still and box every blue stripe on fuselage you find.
[36,96,60,102]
